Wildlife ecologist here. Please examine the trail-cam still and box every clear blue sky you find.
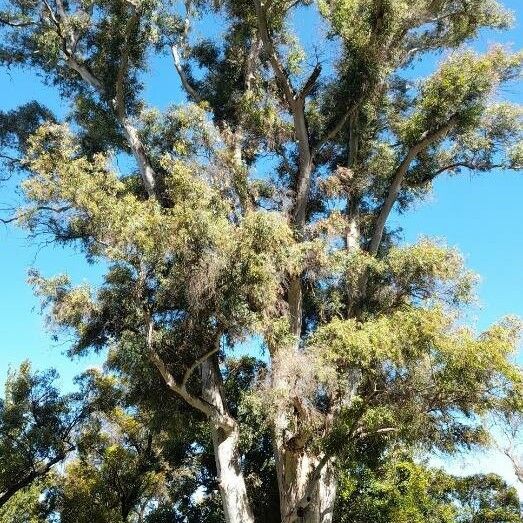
[0,0,522,399]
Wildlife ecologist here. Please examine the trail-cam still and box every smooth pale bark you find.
[275,447,337,523]
[201,356,255,523]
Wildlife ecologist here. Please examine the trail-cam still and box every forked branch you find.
[145,319,235,432]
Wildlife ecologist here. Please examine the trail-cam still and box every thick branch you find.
[291,453,333,520]
[254,0,315,338]
[111,6,157,198]
[368,116,458,255]
[244,34,262,91]
[43,0,157,198]
[0,451,68,508]
[298,63,321,100]
[0,15,36,27]
[182,345,220,388]
[313,104,359,158]
[114,7,140,118]
[170,0,202,103]
[253,0,295,105]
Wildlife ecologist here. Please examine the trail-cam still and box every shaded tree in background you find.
[0,363,86,508]
[0,0,523,521]
[335,454,522,523]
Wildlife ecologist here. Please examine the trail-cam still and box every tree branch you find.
[368,116,459,255]
[290,453,334,520]
[254,0,315,338]
[0,450,69,508]
[1,205,71,225]
[430,160,504,178]
[114,6,140,119]
[0,15,36,27]
[0,152,22,164]
[42,0,158,198]
[169,0,202,103]
[503,447,523,483]
[355,426,397,440]
[145,319,235,432]
[181,344,220,388]
[110,5,158,199]
[170,45,202,103]
[253,0,295,105]
[298,63,321,100]
[244,34,262,91]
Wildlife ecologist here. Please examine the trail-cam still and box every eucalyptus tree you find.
[1,0,522,522]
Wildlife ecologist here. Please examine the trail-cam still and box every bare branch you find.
[298,63,321,100]
[42,0,103,91]
[42,0,158,198]
[170,45,202,103]
[253,0,316,339]
[1,205,71,225]
[0,449,70,508]
[504,448,523,483]
[0,15,36,27]
[114,6,140,118]
[244,34,262,91]
[145,318,235,432]
[253,0,296,105]
[355,427,397,440]
[107,5,158,199]
[168,0,203,103]
[313,104,359,158]
[430,161,504,177]
[0,152,22,164]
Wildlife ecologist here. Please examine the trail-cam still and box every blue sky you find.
[0,0,522,470]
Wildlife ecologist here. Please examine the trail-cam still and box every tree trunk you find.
[275,446,337,523]
[201,356,255,523]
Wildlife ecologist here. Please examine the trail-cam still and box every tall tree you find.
[1,0,522,521]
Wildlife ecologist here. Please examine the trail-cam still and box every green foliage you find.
[1,0,522,519]
[0,362,86,508]
[0,479,52,523]
[50,409,167,522]
[335,455,522,523]
[401,48,523,144]
[311,307,522,452]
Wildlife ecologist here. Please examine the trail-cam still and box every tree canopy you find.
[0,0,522,521]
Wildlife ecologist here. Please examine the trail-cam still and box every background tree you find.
[335,454,522,523]
[0,362,86,508]
[0,0,522,522]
